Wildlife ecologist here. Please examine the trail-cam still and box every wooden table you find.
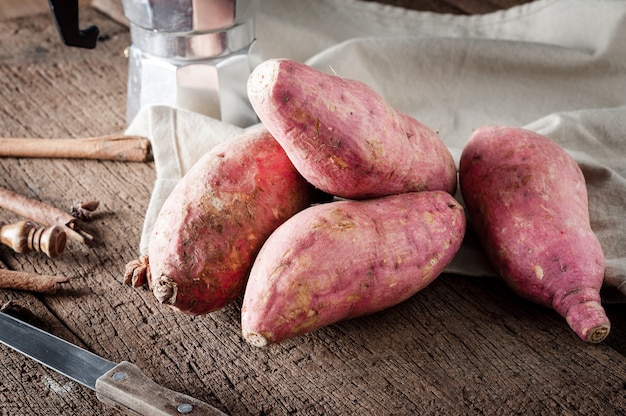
[1,3,625,415]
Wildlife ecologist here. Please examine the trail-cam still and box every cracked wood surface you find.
[0,3,625,416]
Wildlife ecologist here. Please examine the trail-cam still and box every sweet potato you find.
[139,125,319,315]
[459,125,609,343]
[247,58,457,200]
[241,191,466,347]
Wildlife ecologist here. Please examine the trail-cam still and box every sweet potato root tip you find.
[153,276,177,305]
[587,325,611,343]
[565,300,610,343]
[244,332,269,348]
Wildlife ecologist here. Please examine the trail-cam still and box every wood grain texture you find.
[0,0,47,20]
[0,5,625,416]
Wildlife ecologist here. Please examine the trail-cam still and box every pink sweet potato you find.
[141,125,319,315]
[247,58,457,200]
[241,191,466,347]
[459,125,609,343]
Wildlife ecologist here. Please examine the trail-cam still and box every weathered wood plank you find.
[0,6,624,416]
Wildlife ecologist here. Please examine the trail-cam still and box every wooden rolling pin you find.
[0,135,151,162]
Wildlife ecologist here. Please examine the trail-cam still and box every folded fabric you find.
[127,0,626,302]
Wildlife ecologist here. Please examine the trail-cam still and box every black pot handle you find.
[48,0,99,49]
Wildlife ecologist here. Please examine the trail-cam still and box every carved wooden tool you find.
[0,135,152,162]
[0,185,92,243]
[0,220,67,258]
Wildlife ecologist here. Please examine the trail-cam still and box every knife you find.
[0,311,227,415]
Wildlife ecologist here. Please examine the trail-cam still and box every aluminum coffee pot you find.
[49,0,260,128]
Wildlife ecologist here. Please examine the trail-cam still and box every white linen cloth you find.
[126,0,626,301]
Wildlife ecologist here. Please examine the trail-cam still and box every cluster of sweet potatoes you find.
[126,58,610,345]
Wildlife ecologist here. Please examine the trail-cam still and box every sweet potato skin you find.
[459,125,609,342]
[247,58,457,199]
[241,191,466,347]
[148,125,317,315]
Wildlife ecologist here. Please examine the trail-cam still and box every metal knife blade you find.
[0,311,227,415]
